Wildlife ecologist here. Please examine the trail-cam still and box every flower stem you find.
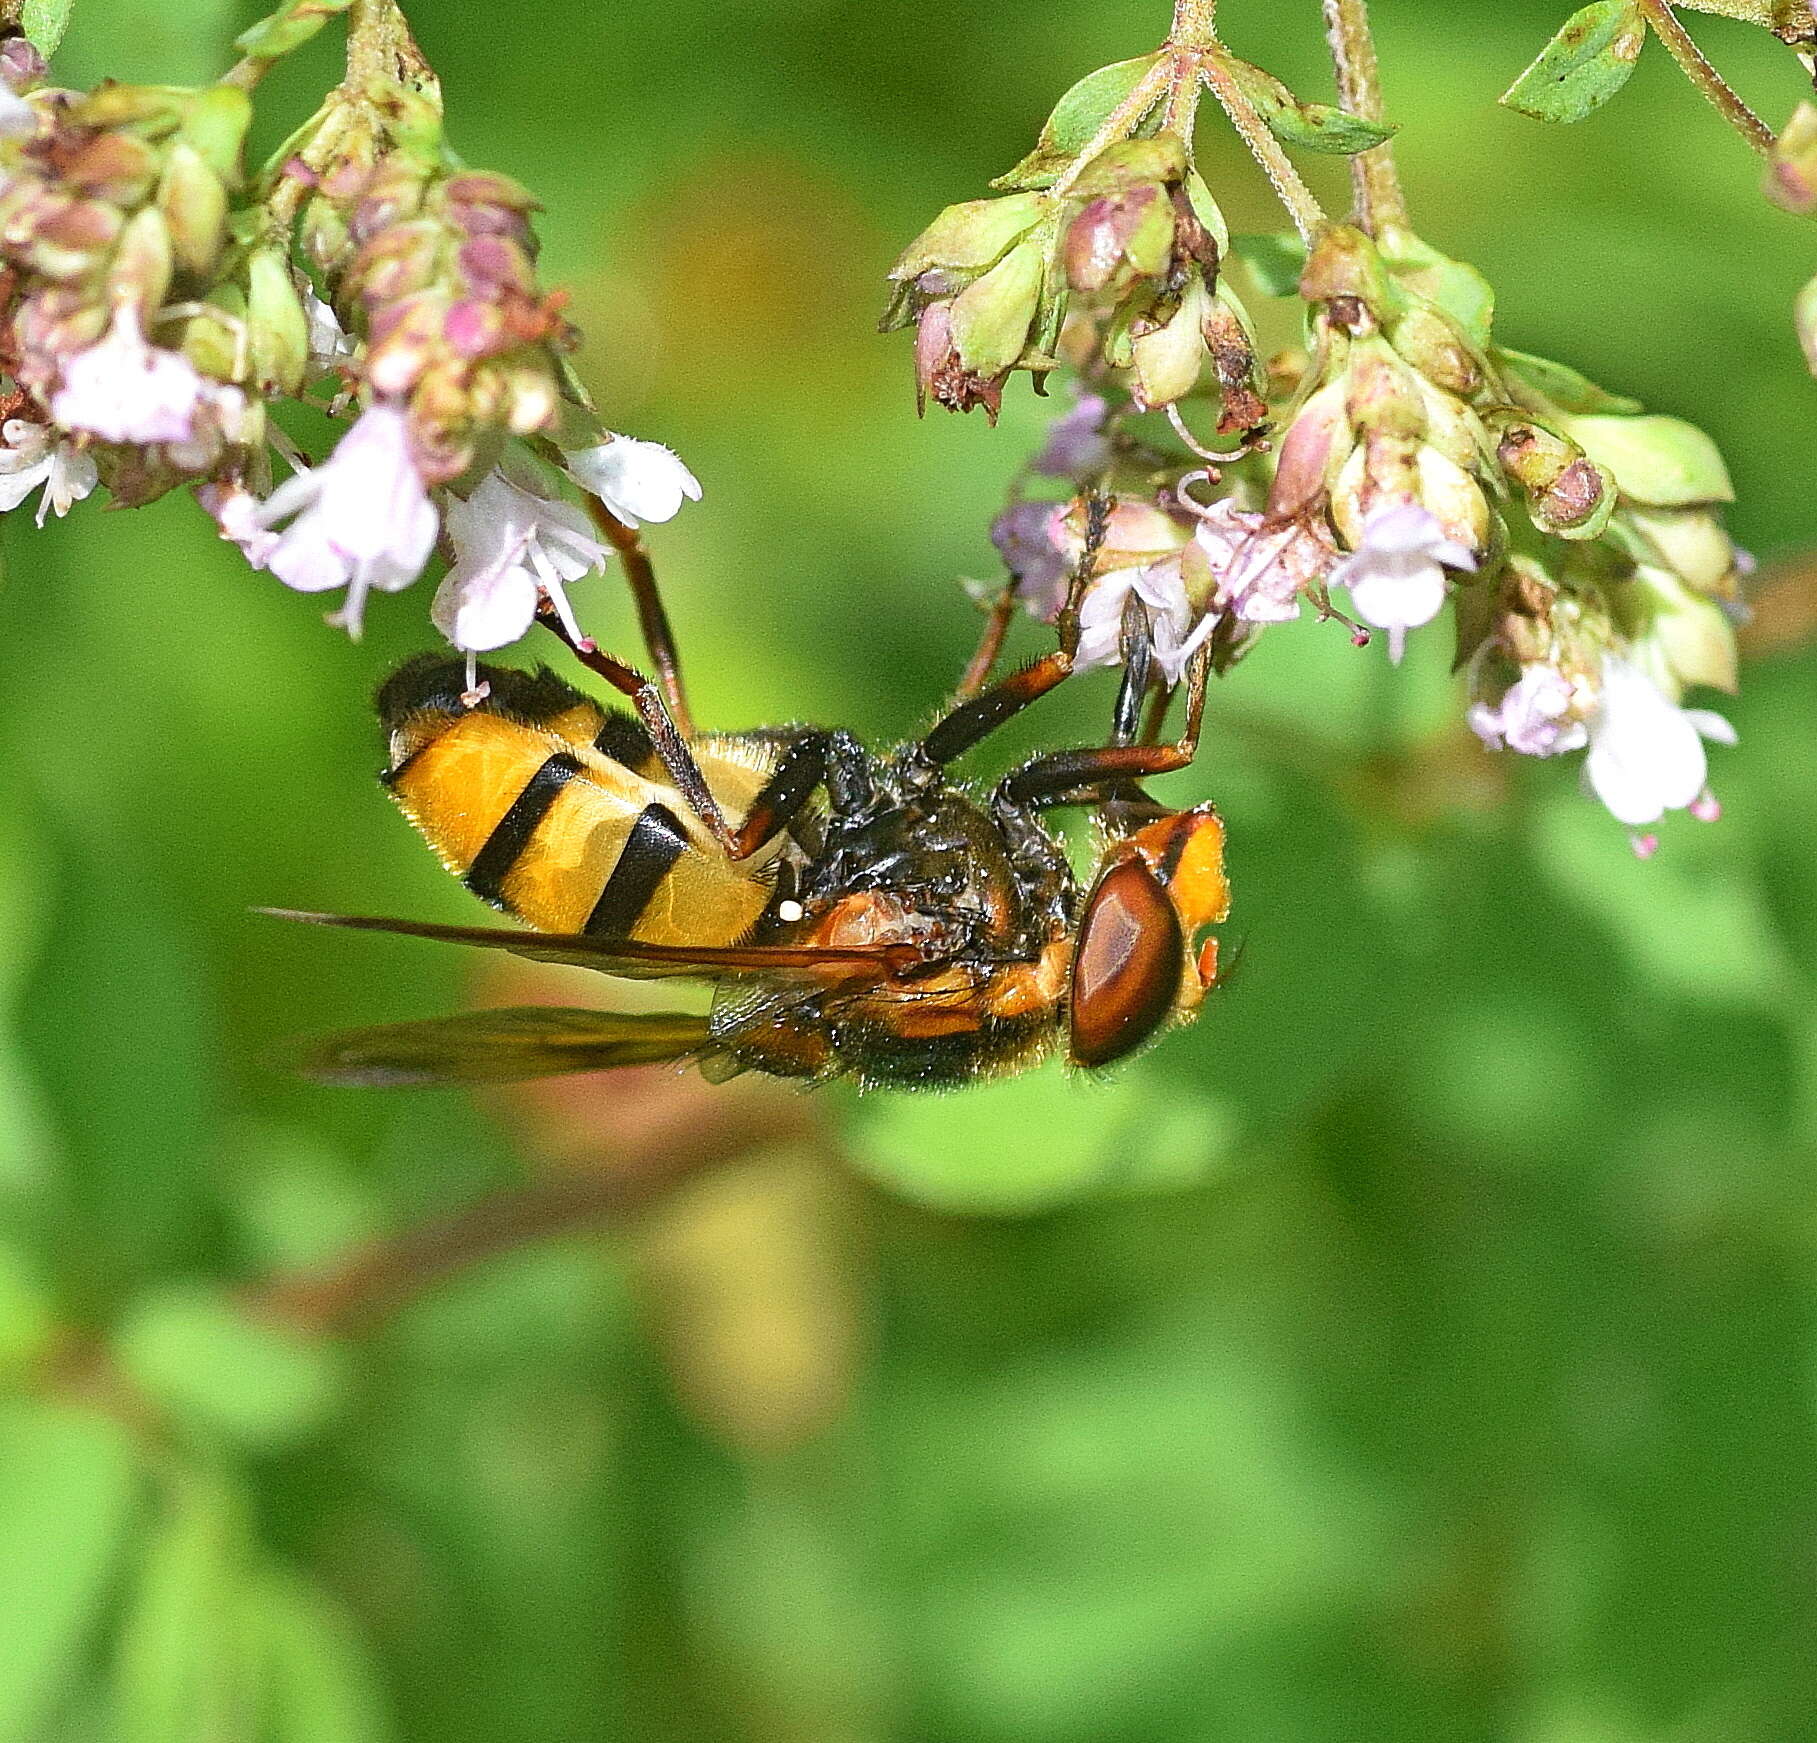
[345,0,433,91]
[1199,54,1327,243]
[1321,0,1408,231]
[1169,0,1219,48]
[1638,0,1777,154]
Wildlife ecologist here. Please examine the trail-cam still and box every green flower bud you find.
[1766,102,1817,216]
[1621,566,1739,695]
[1388,302,1478,397]
[1063,185,1172,295]
[106,205,174,319]
[245,247,310,395]
[889,194,1048,283]
[1797,271,1817,378]
[1614,505,1737,597]
[1127,275,1208,408]
[177,84,253,182]
[1562,413,1733,507]
[1343,336,1425,440]
[949,236,1045,377]
[180,289,245,380]
[300,196,353,277]
[158,142,229,282]
[1067,136,1187,199]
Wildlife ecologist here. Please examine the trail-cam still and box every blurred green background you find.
[4,2,1817,1739]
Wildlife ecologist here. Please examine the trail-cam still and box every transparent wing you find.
[259,908,920,983]
[286,1006,713,1088]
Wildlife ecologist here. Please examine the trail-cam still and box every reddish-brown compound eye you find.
[1068,856,1186,1069]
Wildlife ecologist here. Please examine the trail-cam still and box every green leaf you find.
[1501,0,1648,124]
[846,1056,1234,1216]
[0,1401,143,1743]
[1496,346,1644,414]
[992,53,1166,192]
[111,1477,259,1743]
[1216,54,1399,155]
[17,0,72,59]
[1233,232,1309,299]
[256,1570,393,1743]
[111,1284,350,1453]
[233,0,354,61]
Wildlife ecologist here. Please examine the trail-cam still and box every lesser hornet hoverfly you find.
[272,506,1229,1090]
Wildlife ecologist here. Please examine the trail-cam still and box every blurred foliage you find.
[2,1,1817,1740]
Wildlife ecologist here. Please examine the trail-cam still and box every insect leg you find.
[921,495,1111,766]
[535,602,735,851]
[583,497,697,737]
[952,581,1017,702]
[997,642,1209,808]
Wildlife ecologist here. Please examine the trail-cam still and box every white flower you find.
[562,435,701,527]
[431,469,610,651]
[1331,502,1476,663]
[1583,655,1736,828]
[0,419,96,525]
[303,286,356,376]
[50,307,208,445]
[253,404,437,638]
[0,82,37,139]
[1467,663,1589,758]
[1076,560,1215,686]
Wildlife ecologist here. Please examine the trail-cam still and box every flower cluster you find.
[0,0,702,653]
[894,24,1752,851]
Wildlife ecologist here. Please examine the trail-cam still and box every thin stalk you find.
[1639,0,1777,154]
[1200,55,1327,242]
[345,0,432,90]
[1169,0,1219,49]
[1321,0,1409,231]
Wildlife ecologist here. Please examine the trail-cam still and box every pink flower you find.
[1467,664,1588,758]
[1077,560,1215,686]
[1187,500,1335,625]
[50,307,209,445]
[253,405,438,637]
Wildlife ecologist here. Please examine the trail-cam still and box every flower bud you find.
[1387,302,1478,397]
[1496,418,1612,538]
[176,84,253,181]
[1766,102,1817,216]
[888,194,1048,289]
[1063,185,1172,296]
[1266,381,1353,521]
[1797,271,1817,378]
[1204,285,1267,433]
[1561,413,1732,507]
[1343,336,1425,440]
[1615,505,1737,598]
[245,248,310,395]
[948,236,1045,378]
[1621,566,1740,695]
[105,205,174,320]
[180,290,244,380]
[157,141,229,282]
[1127,275,1208,408]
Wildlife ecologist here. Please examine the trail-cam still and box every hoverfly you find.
[273,509,1229,1091]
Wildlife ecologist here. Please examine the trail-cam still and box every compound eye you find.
[1069,856,1185,1069]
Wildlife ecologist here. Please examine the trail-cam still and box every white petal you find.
[1684,708,1738,747]
[432,559,539,651]
[564,436,701,526]
[0,457,50,513]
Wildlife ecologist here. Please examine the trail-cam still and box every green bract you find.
[1564,413,1735,505]
[1501,0,1648,124]
[992,53,1166,192]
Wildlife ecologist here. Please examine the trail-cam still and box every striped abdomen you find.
[377,658,785,947]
